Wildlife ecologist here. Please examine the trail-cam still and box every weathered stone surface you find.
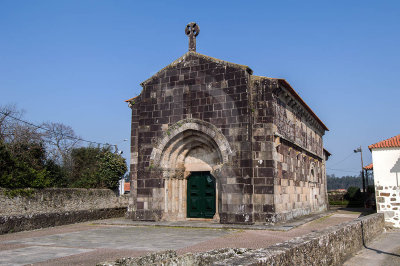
[375,185,400,227]
[0,188,129,234]
[0,208,126,235]
[97,250,178,266]
[0,188,128,216]
[101,213,384,266]
[127,51,328,224]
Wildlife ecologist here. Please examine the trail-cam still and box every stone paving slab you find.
[0,246,92,266]
[0,208,366,265]
[91,210,337,231]
[5,226,231,251]
[0,226,232,265]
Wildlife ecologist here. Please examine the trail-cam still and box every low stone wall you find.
[376,185,400,228]
[0,188,129,234]
[0,208,126,235]
[99,213,384,266]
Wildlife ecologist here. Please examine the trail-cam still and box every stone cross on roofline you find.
[185,22,200,52]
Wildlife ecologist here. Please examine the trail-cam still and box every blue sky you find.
[0,0,399,177]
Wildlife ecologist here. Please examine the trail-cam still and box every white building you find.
[369,134,400,228]
[118,179,131,195]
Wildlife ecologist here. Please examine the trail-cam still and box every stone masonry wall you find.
[274,141,327,222]
[128,52,328,224]
[0,188,129,234]
[250,76,327,223]
[376,185,400,227]
[271,82,327,222]
[0,188,129,216]
[250,76,277,222]
[130,52,255,224]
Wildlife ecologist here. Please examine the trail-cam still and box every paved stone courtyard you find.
[0,209,372,265]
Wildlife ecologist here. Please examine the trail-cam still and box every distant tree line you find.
[327,173,374,191]
[0,105,127,190]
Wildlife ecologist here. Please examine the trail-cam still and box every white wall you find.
[119,179,125,195]
[372,147,400,187]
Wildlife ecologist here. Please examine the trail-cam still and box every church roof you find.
[140,51,253,86]
[126,51,328,131]
[124,95,139,103]
[368,134,400,150]
[253,76,329,131]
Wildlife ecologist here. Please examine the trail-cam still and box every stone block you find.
[384,211,395,218]
[376,197,385,203]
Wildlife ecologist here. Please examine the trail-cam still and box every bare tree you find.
[0,104,23,142]
[0,105,46,171]
[41,122,81,165]
[0,105,43,145]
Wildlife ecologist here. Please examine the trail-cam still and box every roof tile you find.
[368,134,400,149]
[363,163,373,170]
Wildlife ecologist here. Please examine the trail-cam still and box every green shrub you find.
[329,200,350,206]
[3,188,36,198]
[68,147,127,190]
[0,141,57,189]
[345,186,361,200]
[344,186,364,207]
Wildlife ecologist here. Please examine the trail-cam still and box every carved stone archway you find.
[149,119,233,221]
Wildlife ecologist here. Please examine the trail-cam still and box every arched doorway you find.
[149,119,233,221]
[187,172,216,218]
[159,129,221,221]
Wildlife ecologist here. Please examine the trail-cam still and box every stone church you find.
[126,23,330,224]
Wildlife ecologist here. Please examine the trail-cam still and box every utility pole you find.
[354,146,366,207]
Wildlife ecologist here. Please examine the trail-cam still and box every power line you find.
[0,110,114,147]
[328,152,355,167]
[327,167,360,174]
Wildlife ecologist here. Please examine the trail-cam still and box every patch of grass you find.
[329,200,350,206]
[3,188,36,198]
[310,213,334,224]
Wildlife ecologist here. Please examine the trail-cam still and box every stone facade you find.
[369,135,400,228]
[127,51,329,224]
[375,186,400,227]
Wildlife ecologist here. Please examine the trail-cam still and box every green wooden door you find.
[187,172,216,218]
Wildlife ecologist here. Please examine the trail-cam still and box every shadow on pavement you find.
[361,222,400,258]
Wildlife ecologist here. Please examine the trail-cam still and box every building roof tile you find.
[368,134,400,150]
[364,163,373,170]
[124,95,139,103]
